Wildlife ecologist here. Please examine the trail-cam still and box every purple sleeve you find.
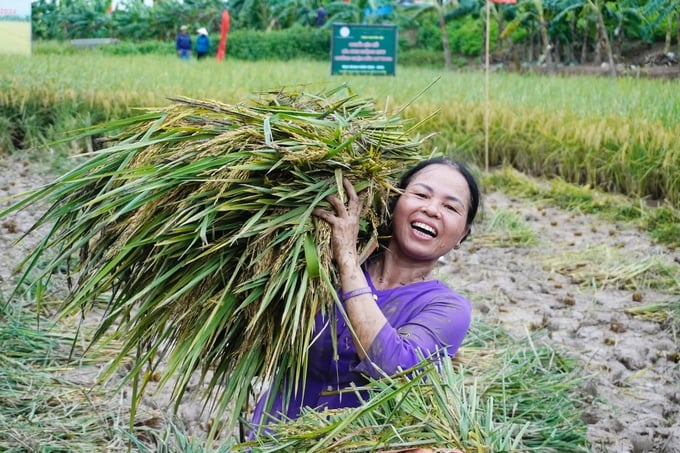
[352,295,471,378]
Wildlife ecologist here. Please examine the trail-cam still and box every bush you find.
[101,40,173,56]
[398,48,444,68]
[32,40,79,55]
[412,22,444,51]
[449,16,488,57]
[227,26,330,62]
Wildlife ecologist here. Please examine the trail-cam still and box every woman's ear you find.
[459,226,471,244]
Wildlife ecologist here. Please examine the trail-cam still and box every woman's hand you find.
[314,178,385,359]
[312,178,363,268]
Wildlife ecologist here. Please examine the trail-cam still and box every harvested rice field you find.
[2,153,678,452]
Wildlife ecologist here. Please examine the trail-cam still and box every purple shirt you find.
[252,268,471,425]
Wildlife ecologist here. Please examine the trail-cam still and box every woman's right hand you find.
[312,178,364,268]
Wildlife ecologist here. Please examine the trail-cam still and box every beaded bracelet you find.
[341,286,373,302]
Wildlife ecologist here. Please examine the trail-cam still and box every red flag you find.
[490,0,517,3]
[216,9,230,62]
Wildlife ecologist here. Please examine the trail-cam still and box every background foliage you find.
[29,0,680,66]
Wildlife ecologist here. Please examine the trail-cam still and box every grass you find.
[1,53,678,132]
[0,299,127,451]
[2,52,679,209]
[4,48,679,126]
[0,293,593,451]
[475,208,538,247]
[483,166,680,248]
[625,300,680,334]
[544,245,679,290]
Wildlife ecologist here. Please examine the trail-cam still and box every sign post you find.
[330,23,397,76]
[484,0,517,171]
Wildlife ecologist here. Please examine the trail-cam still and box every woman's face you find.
[391,164,471,261]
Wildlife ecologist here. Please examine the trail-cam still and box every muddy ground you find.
[1,155,679,452]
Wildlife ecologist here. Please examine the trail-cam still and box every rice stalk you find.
[0,84,431,436]
[0,301,131,451]
[236,323,589,452]
[624,300,680,332]
[475,208,538,247]
[543,245,679,290]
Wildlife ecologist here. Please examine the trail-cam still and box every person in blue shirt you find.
[175,25,192,60]
[195,27,210,60]
[315,5,327,26]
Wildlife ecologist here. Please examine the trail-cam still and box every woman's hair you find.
[386,157,481,243]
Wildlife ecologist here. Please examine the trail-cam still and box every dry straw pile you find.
[6,84,431,430]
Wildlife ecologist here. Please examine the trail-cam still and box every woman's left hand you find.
[312,178,363,267]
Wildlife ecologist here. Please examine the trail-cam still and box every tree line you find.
[32,0,679,69]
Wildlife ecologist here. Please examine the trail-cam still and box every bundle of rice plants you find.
[235,323,590,452]
[2,84,431,435]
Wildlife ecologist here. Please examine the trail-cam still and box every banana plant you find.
[500,0,556,64]
[402,0,462,70]
[642,0,680,54]
[552,0,616,73]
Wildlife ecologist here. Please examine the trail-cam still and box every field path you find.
[441,189,680,453]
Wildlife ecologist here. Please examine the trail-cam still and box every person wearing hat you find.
[195,27,210,60]
[175,25,192,60]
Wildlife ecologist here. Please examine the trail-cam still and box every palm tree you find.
[553,0,616,73]
[403,0,461,70]
[643,0,680,55]
[502,0,554,65]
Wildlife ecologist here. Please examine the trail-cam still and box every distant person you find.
[175,25,192,60]
[196,27,210,60]
[315,5,327,27]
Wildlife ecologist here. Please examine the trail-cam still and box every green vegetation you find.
[477,208,539,247]
[1,87,432,439]
[545,245,680,290]
[3,50,679,213]
[240,325,588,452]
[625,300,680,333]
[1,17,679,448]
[484,168,680,247]
[28,0,680,70]
[0,296,591,452]
[0,300,128,451]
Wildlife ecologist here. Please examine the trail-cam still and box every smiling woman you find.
[251,158,482,431]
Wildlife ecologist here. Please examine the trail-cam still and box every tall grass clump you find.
[0,300,125,451]
[233,322,589,452]
[0,84,431,438]
[483,166,680,247]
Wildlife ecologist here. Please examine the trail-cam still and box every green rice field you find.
[2,52,679,211]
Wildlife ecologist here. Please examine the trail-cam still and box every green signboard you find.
[330,23,397,76]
